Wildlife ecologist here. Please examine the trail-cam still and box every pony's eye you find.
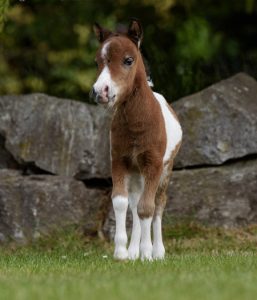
[124,57,134,66]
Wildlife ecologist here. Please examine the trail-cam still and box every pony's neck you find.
[114,52,155,125]
[122,51,152,105]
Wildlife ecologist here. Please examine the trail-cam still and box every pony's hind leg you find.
[152,193,166,259]
[152,162,173,260]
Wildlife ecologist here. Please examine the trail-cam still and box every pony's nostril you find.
[103,85,109,96]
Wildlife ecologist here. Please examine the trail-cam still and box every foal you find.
[92,20,182,260]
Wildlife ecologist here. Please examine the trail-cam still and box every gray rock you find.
[1,73,256,178]
[104,159,257,238]
[0,135,19,169]
[173,73,257,168]
[0,94,111,178]
[0,169,110,243]
[166,159,257,227]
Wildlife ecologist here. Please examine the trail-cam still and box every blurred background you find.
[0,0,257,103]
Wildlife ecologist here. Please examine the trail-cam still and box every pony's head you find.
[91,19,146,105]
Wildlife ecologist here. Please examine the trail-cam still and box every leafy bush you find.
[0,0,256,102]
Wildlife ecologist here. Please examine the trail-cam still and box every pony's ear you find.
[93,23,112,43]
[127,18,143,48]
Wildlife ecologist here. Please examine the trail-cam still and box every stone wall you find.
[0,72,256,243]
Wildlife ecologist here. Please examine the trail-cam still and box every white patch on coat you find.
[152,216,165,259]
[112,195,128,260]
[127,174,144,260]
[140,217,153,261]
[153,92,182,163]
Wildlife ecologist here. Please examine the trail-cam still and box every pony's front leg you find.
[128,193,141,260]
[112,159,129,260]
[137,154,163,261]
[127,174,144,260]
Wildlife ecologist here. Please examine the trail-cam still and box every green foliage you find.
[0,0,257,102]
[176,17,222,62]
[0,0,9,32]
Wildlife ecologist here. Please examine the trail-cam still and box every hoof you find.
[114,247,128,260]
[152,245,165,260]
[140,243,153,262]
[128,246,140,260]
[140,252,153,262]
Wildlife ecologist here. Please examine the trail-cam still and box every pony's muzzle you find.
[90,85,110,104]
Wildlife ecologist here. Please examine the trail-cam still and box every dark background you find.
[0,0,257,103]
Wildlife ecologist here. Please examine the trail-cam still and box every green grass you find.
[0,225,257,300]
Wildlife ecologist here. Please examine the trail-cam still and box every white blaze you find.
[93,66,112,94]
[93,41,119,101]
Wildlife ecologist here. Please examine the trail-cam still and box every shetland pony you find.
[92,19,182,260]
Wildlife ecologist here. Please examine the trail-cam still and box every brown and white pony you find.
[92,19,182,261]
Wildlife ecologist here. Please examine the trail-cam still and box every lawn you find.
[0,224,257,300]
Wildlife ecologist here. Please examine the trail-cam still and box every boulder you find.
[0,169,110,243]
[173,73,257,168]
[0,135,19,169]
[1,73,257,179]
[0,94,111,179]
[166,159,257,228]
[104,159,257,238]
